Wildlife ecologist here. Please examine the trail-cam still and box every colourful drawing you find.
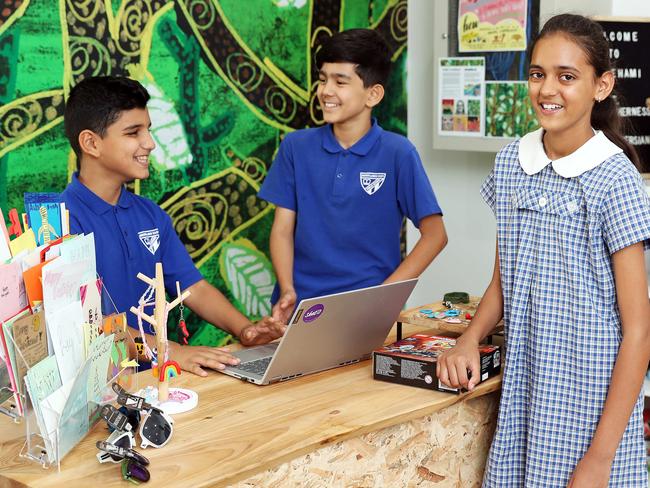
[1,1,408,346]
[485,81,538,137]
[458,0,528,52]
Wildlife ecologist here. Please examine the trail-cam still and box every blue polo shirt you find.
[259,120,442,305]
[60,173,202,330]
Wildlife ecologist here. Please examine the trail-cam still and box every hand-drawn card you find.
[8,228,36,257]
[11,310,48,389]
[0,309,30,414]
[24,193,63,247]
[0,261,29,323]
[47,300,84,384]
[41,259,87,316]
[59,233,96,284]
[86,333,113,405]
[23,259,55,310]
[102,313,134,389]
[24,354,62,462]
[0,208,10,263]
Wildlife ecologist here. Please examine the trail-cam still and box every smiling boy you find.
[60,76,285,375]
[259,29,448,322]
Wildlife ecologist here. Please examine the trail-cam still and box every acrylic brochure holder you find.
[3,283,139,471]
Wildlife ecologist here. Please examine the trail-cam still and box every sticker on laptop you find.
[303,304,325,323]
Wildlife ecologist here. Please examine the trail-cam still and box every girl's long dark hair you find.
[530,14,641,170]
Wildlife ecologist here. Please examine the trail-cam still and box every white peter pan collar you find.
[518,127,623,178]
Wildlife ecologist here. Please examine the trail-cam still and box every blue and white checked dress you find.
[480,129,650,487]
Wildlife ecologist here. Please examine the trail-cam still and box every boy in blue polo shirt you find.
[260,29,447,322]
[60,76,285,376]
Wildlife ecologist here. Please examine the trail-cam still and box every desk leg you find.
[396,321,402,341]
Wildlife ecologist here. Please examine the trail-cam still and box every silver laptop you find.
[220,279,417,385]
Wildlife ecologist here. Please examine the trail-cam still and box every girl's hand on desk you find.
[240,317,287,346]
[170,342,241,377]
[436,336,481,391]
[272,289,297,324]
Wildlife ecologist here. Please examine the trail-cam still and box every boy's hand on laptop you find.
[239,317,287,346]
[170,342,241,377]
[272,289,296,323]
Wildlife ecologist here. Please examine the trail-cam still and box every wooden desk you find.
[397,297,504,340]
[0,325,501,487]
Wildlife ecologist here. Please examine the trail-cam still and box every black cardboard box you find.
[373,334,501,393]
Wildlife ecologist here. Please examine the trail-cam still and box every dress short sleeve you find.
[601,169,650,254]
[480,170,496,215]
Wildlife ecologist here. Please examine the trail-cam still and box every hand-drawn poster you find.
[438,58,485,137]
[458,0,528,52]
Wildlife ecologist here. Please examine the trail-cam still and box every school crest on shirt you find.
[138,228,160,255]
[359,172,386,195]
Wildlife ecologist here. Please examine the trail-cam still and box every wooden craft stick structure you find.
[129,262,190,402]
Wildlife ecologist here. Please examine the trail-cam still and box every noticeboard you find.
[595,18,650,174]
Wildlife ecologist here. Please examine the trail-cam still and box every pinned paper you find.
[0,261,29,322]
[9,228,36,257]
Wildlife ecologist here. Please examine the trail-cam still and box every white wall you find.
[405,0,647,307]
[406,0,496,306]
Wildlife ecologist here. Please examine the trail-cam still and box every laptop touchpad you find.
[233,343,278,362]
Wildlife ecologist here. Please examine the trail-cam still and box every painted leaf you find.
[219,238,274,320]
[140,78,193,171]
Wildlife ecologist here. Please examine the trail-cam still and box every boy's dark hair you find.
[315,29,392,87]
[64,76,150,165]
[530,14,641,169]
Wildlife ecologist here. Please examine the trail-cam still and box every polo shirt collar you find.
[518,127,623,178]
[322,118,383,156]
[68,172,133,215]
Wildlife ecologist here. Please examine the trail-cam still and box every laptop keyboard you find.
[237,357,272,375]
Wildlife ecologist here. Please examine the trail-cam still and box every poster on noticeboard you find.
[458,0,528,52]
[438,57,485,137]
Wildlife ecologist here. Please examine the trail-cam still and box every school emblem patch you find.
[138,228,160,255]
[359,172,386,195]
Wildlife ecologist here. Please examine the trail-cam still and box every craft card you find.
[41,259,87,316]
[102,313,133,389]
[9,228,36,257]
[24,354,62,461]
[0,309,30,414]
[40,381,74,462]
[0,261,29,323]
[23,259,55,309]
[0,359,13,405]
[47,300,84,384]
[0,209,10,263]
[59,233,96,284]
[24,193,63,246]
[11,311,48,391]
[86,333,114,405]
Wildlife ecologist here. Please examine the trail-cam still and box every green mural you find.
[0,0,408,345]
